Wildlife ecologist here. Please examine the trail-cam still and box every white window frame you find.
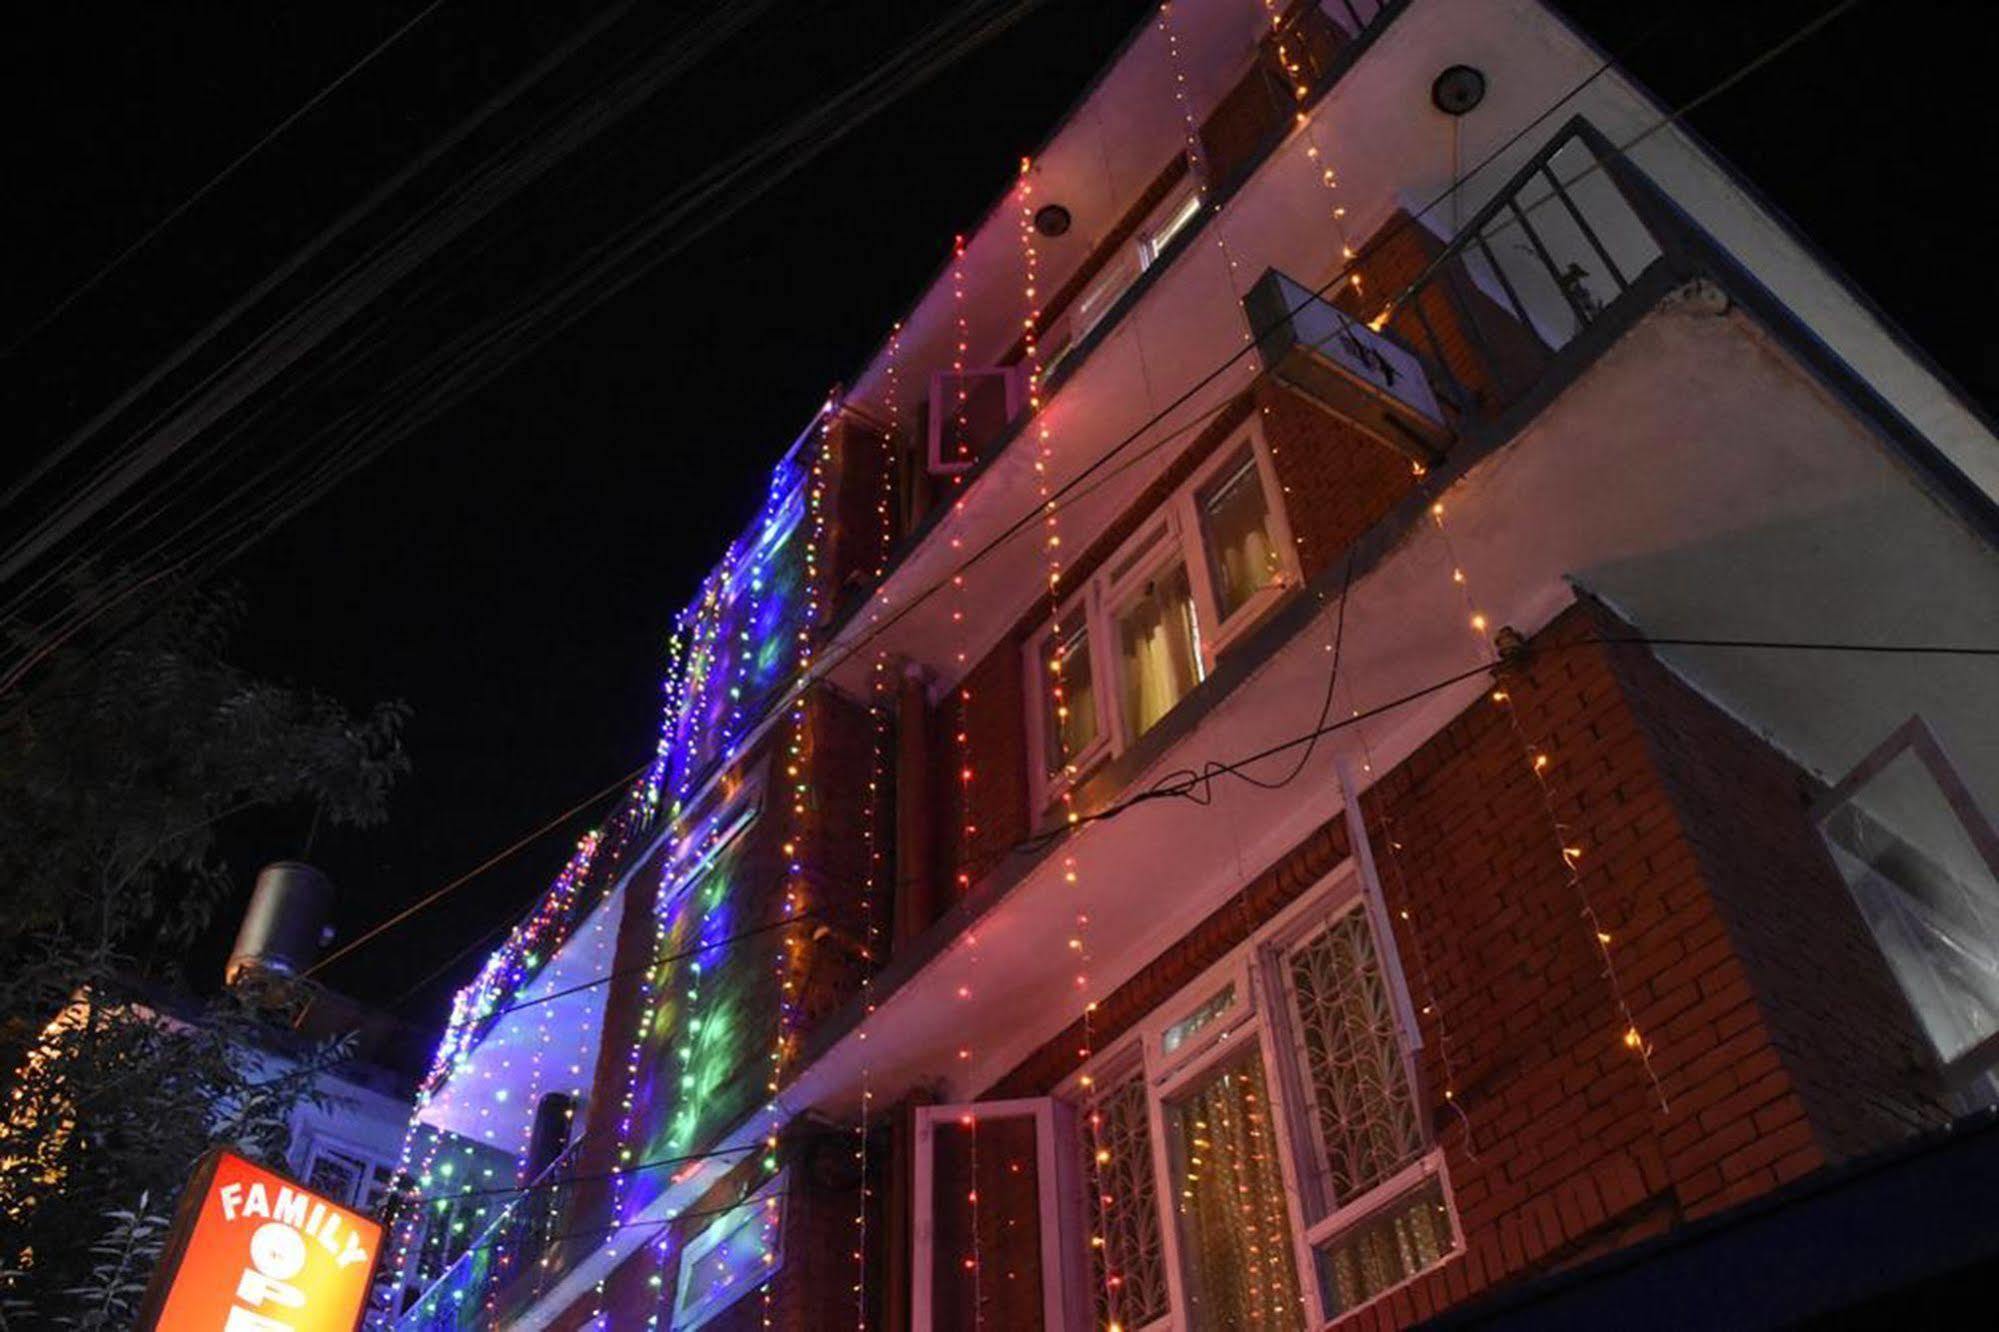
[1814,714,1999,1086]
[1136,174,1205,269]
[1057,842,1462,1328]
[297,1133,394,1213]
[1067,165,1208,353]
[1023,419,1300,814]
[670,1170,787,1331]
[910,1098,1090,1332]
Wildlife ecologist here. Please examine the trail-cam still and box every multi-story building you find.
[376,1,1999,1328]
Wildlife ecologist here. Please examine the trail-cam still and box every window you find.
[1055,851,1458,1328]
[1065,167,1207,353]
[1198,446,1283,623]
[911,1100,1089,1330]
[928,366,1025,475]
[1163,1048,1304,1329]
[1816,716,1999,1083]
[671,1173,785,1331]
[300,1139,394,1214]
[1037,612,1102,777]
[1082,1066,1170,1331]
[1023,423,1298,810]
[1114,560,1203,741]
[1276,906,1451,1318]
[1137,177,1204,268]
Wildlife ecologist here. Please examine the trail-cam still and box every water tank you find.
[225,861,335,990]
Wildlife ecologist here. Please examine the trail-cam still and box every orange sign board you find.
[139,1147,383,1331]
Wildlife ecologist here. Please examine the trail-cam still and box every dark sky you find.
[4,0,1993,1029]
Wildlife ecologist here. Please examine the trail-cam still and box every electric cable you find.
[0,0,1038,693]
[267,0,1897,993]
[0,0,452,363]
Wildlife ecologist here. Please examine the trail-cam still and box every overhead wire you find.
[259,0,1875,990]
[0,0,453,363]
[0,0,1042,699]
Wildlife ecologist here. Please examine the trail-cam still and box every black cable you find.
[0,0,453,363]
[16,0,1884,980]
[0,0,1036,691]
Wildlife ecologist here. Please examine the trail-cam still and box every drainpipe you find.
[893,659,937,951]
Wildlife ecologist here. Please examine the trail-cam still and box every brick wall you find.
[977,599,1938,1327]
[1596,621,1950,1162]
[514,685,882,1316]
[1257,376,1418,584]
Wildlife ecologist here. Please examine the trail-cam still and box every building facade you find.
[376,1,1999,1328]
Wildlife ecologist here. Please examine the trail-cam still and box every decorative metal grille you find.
[1284,910,1424,1207]
[1087,1070,1169,1330]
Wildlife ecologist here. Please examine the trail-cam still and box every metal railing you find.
[392,1140,585,1331]
[1380,117,1681,414]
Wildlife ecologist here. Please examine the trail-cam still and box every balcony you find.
[1249,117,1688,459]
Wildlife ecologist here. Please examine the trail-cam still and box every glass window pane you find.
[1042,617,1098,775]
[1163,1049,1303,1330]
[1818,743,1999,1067]
[1313,1176,1455,1317]
[1162,983,1237,1059]
[1199,449,1281,622]
[1085,1072,1170,1331]
[1285,911,1425,1208]
[1117,562,1203,741]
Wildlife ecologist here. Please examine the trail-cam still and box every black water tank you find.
[225,861,334,989]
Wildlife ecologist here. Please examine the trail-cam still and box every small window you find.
[1312,1172,1455,1318]
[671,1174,786,1331]
[1816,716,1999,1081]
[1039,614,1099,776]
[1139,180,1204,269]
[304,1145,372,1209]
[1197,447,1283,623]
[1161,982,1238,1059]
[1115,562,1204,742]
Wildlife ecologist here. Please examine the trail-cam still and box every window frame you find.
[297,1133,394,1213]
[669,1169,787,1331]
[1058,853,1462,1328]
[1136,173,1206,270]
[1023,420,1300,815]
[1813,714,1999,1086]
[910,1097,1090,1332]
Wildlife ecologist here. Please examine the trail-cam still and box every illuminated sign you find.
[137,1147,382,1331]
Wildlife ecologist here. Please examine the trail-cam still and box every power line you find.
[0,0,1039,695]
[304,762,647,982]
[0,0,453,362]
[380,632,1999,1039]
[271,0,1880,993]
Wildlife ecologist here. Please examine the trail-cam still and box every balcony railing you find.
[1252,117,1714,447]
[392,1141,585,1331]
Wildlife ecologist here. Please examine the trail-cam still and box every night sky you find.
[4,0,1992,1029]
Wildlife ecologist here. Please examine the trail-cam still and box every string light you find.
[1422,495,1667,1112]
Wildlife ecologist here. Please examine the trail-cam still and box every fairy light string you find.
[1422,488,1668,1112]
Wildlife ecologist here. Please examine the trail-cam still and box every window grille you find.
[1283,909,1425,1207]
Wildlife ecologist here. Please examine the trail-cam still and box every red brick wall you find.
[1596,624,1950,1162]
[979,599,1937,1327]
[1257,377,1418,584]
[930,638,1033,903]
[517,686,881,1314]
